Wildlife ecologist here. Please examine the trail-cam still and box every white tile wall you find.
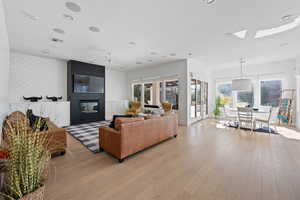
[9,51,67,102]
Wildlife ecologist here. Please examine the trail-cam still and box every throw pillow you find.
[26,110,48,131]
[109,114,133,128]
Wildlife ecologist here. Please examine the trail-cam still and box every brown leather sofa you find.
[99,113,178,162]
[2,111,67,156]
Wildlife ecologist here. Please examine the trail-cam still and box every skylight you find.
[233,30,248,39]
[255,16,300,38]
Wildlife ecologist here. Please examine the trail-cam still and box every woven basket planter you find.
[18,185,45,200]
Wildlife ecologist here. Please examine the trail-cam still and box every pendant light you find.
[232,58,252,91]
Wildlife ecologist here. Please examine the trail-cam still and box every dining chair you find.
[237,107,256,132]
[222,105,237,122]
[255,107,279,133]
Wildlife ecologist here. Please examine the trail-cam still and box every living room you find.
[1,0,300,199]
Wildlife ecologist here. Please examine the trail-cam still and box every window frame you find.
[259,78,283,108]
[216,81,234,107]
[131,78,180,107]
[132,83,143,102]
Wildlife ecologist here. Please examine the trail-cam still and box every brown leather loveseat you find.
[99,113,178,162]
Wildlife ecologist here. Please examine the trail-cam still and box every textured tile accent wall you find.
[9,52,67,102]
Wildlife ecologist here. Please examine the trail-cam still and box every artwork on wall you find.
[46,96,63,102]
[23,96,42,102]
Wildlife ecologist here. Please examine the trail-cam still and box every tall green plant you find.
[213,96,222,116]
[1,118,50,200]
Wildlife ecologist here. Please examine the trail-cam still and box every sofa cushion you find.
[115,117,144,131]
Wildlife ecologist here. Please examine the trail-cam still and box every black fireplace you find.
[67,60,105,125]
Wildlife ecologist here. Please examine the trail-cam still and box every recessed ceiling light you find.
[255,16,300,38]
[136,61,143,65]
[150,52,157,55]
[63,14,74,21]
[53,28,65,34]
[170,53,176,56]
[233,30,248,39]
[280,42,289,47]
[89,26,100,32]
[65,2,81,12]
[129,42,136,45]
[51,38,63,43]
[21,10,38,21]
[205,0,215,4]
[282,14,294,22]
[41,49,50,54]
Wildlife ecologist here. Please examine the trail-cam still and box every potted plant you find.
[213,96,222,118]
[0,148,9,193]
[1,118,50,200]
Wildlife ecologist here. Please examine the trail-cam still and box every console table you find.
[9,101,70,127]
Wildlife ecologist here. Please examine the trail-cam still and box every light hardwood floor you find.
[45,119,300,200]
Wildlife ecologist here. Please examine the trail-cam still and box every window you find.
[260,80,282,106]
[144,83,153,104]
[237,91,254,107]
[165,80,179,110]
[159,82,164,104]
[132,79,179,107]
[216,83,233,106]
[133,84,142,102]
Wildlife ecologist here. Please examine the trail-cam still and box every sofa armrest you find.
[99,126,122,158]
[47,128,67,153]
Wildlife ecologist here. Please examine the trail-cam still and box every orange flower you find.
[0,149,9,159]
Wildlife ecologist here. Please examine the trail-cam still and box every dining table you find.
[226,107,270,120]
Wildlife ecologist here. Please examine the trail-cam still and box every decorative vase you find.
[18,185,45,200]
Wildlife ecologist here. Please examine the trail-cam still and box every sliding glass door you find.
[196,80,201,117]
[190,79,197,118]
[202,82,208,118]
[191,79,208,120]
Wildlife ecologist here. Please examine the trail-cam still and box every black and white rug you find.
[225,121,278,134]
[65,121,110,153]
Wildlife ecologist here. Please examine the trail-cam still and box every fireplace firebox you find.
[80,100,99,114]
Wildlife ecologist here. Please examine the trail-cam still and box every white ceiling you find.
[3,0,300,70]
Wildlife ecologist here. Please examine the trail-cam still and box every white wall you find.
[213,59,296,90]
[0,0,10,132]
[105,68,129,120]
[296,56,300,129]
[127,60,189,125]
[9,51,67,102]
[9,51,129,121]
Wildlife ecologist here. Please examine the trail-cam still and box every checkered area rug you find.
[65,121,110,153]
